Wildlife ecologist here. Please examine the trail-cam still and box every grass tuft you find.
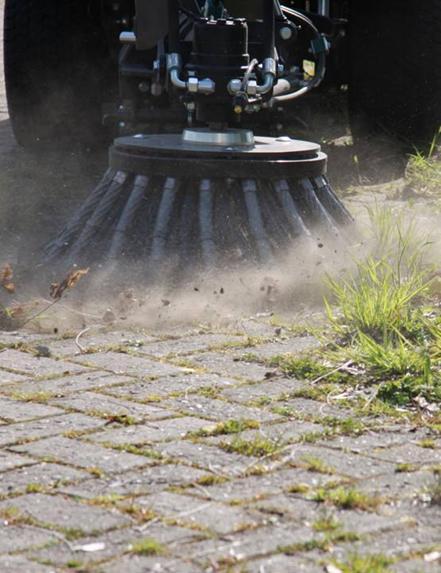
[220,436,282,457]
[330,553,393,573]
[191,419,260,437]
[130,538,166,556]
[312,486,383,511]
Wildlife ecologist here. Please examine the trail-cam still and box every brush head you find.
[43,133,352,279]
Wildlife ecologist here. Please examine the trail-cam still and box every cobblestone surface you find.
[1,3,441,570]
[0,325,440,572]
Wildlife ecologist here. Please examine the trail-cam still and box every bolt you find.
[280,26,293,41]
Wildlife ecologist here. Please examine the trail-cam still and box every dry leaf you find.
[50,268,89,300]
[0,263,15,294]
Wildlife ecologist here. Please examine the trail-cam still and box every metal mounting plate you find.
[110,133,327,179]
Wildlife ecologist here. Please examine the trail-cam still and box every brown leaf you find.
[0,263,16,294]
[50,268,89,300]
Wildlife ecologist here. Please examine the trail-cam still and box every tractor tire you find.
[3,0,112,148]
[348,0,441,152]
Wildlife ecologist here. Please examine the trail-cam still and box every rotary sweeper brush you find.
[4,0,441,276]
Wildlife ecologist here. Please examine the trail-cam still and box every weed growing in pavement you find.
[300,455,336,475]
[220,436,282,457]
[428,474,441,506]
[418,438,437,449]
[395,463,417,473]
[279,526,360,555]
[329,553,393,573]
[130,538,166,556]
[327,209,441,406]
[195,474,229,487]
[406,128,441,197]
[268,355,351,384]
[312,513,341,533]
[312,486,383,511]
[190,419,260,437]
[287,483,310,494]
[275,207,441,411]
[66,561,84,569]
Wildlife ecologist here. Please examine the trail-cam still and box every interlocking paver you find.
[0,413,106,447]
[59,464,207,499]
[0,396,64,422]
[222,378,308,403]
[0,451,35,472]
[250,555,324,573]
[193,467,336,503]
[138,333,246,357]
[0,555,56,573]
[187,524,314,566]
[239,335,319,358]
[103,373,237,400]
[29,523,199,569]
[91,416,212,445]
[0,493,130,533]
[363,442,441,465]
[102,555,203,573]
[274,397,352,420]
[205,420,324,448]
[136,491,261,534]
[0,372,133,398]
[12,436,150,473]
[288,443,396,478]
[39,331,158,358]
[390,558,441,572]
[187,351,275,381]
[0,462,88,496]
[72,352,184,377]
[0,524,59,553]
[50,391,176,421]
[357,469,437,499]
[154,440,256,475]
[0,369,28,385]
[0,349,88,377]
[162,395,279,422]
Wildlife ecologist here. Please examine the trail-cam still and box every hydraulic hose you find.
[273,5,327,102]
[263,0,276,59]
[168,0,180,52]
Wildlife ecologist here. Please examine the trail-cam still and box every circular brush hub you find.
[110,133,327,179]
[44,132,352,275]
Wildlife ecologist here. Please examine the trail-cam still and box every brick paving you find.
[0,326,439,572]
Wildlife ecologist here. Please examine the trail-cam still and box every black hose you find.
[263,0,275,59]
[272,5,327,102]
[168,0,180,52]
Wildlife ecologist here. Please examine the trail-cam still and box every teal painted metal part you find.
[203,0,225,18]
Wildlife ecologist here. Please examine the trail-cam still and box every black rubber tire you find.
[348,0,441,152]
[3,0,112,148]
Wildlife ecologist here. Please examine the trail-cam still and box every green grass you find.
[268,355,350,384]
[312,486,383,511]
[406,128,441,197]
[130,538,166,556]
[190,419,260,437]
[330,553,393,573]
[321,207,441,408]
[220,436,282,457]
[300,455,336,475]
[312,514,341,533]
[428,474,441,506]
